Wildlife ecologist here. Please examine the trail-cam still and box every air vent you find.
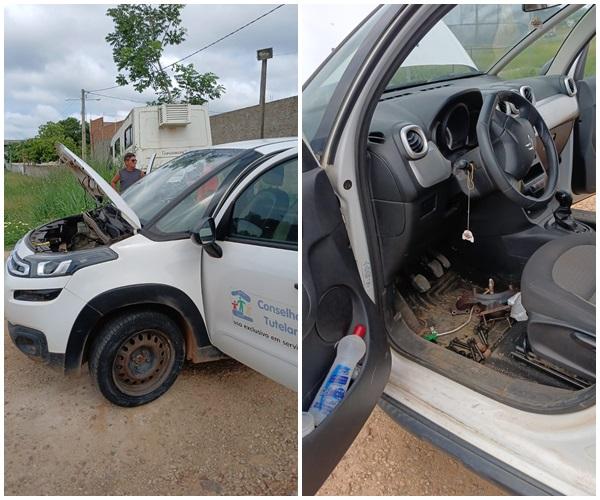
[400,125,428,160]
[158,103,191,127]
[563,76,577,97]
[407,130,423,151]
[519,86,535,105]
[498,101,517,116]
[368,131,386,144]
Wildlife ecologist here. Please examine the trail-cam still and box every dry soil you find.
[4,324,297,496]
[318,406,506,496]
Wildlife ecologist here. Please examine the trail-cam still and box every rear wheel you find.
[89,310,185,407]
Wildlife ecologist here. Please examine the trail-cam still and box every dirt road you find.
[318,406,505,496]
[4,325,297,496]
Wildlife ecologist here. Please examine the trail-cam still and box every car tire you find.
[89,310,185,407]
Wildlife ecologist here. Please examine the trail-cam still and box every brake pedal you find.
[435,253,451,269]
[426,259,444,278]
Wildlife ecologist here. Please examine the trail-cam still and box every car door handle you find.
[294,283,298,290]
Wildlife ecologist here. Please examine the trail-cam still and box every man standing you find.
[111,152,145,192]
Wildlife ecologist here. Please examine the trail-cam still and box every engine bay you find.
[29,205,134,253]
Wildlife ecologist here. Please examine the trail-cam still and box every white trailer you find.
[110,103,212,171]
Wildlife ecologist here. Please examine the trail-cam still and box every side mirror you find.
[191,217,223,258]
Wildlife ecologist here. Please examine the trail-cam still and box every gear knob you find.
[555,190,573,208]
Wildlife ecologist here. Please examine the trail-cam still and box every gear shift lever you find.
[554,190,577,231]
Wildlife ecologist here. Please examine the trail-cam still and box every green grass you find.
[4,160,116,248]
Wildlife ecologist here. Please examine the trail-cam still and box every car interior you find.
[302,4,595,494]
[303,4,596,433]
[359,6,596,410]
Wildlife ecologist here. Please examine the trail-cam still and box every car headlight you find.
[10,247,119,278]
[7,250,31,277]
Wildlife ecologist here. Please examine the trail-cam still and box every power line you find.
[87,84,122,92]
[88,4,286,93]
[164,4,285,69]
[87,91,148,104]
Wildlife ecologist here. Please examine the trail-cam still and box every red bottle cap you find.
[353,324,366,338]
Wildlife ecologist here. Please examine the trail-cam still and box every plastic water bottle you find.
[308,324,367,426]
[302,411,315,437]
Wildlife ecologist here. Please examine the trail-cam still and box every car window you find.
[303,7,386,150]
[152,165,238,235]
[122,148,247,226]
[498,6,591,80]
[584,36,596,78]
[228,158,298,246]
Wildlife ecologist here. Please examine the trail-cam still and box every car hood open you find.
[56,143,142,231]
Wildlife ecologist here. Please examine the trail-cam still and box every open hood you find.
[56,143,141,231]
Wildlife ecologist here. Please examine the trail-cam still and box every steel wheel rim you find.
[112,329,175,397]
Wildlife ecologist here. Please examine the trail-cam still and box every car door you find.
[201,149,298,391]
[302,141,391,495]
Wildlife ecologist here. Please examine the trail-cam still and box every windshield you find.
[386,4,565,90]
[121,149,243,225]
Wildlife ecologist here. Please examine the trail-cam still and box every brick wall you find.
[210,96,297,145]
[90,117,124,160]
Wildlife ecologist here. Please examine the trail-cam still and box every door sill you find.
[388,318,595,414]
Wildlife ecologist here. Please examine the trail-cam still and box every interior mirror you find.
[192,217,222,258]
[522,4,555,12]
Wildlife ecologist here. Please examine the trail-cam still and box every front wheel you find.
[89,310,185,407]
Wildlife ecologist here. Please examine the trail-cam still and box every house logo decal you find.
[231,290,253,322]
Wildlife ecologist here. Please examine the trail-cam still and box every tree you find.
[38,118,89,147]
[105,4,225,105]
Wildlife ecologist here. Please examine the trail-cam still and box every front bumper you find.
[7,323,65,367]
[5,256,86,359]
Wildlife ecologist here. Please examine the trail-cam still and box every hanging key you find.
[462,162,475,243]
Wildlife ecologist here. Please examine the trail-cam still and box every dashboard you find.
[366,73,581,285]
[369,73,579,199]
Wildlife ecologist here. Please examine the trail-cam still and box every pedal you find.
[435,253,451,269]
[426,259,444,278]
[411,274,431,293]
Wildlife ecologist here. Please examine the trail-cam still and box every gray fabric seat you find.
[521,232,596,379]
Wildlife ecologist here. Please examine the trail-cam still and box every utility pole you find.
[81,89,86,159]
[66,90,99,160]
[257,48,273,139]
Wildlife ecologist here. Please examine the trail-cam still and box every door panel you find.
[572,76,596,194]
[201,151,299,391]
[202,241,297,390]
[302,151,390,495]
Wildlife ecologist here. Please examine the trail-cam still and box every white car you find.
[5,138,298,406]
[302,4,594,496]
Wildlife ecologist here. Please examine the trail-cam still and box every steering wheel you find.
[476,90,559,209]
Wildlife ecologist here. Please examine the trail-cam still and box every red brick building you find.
[90,117,124,161]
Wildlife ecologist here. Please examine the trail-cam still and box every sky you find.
[4,3,298,140]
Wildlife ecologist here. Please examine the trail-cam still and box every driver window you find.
[228,158,298,246]
[153,164,237,235]
[498,6,592,80]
